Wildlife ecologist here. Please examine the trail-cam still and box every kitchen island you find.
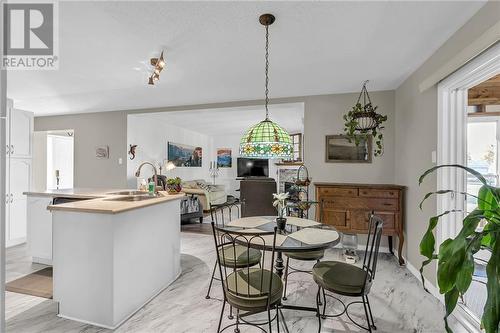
[25,189,184,329]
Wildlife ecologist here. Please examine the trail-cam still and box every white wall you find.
[127,115,213,188]
[211,135,240,196]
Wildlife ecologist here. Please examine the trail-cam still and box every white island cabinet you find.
[27,195,54,264]
[47,192,183,329]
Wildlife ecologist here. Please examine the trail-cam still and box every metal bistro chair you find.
[313,213,383,333]
[282,200,324,301]
[211,223,282,333]
[206,199,259,303]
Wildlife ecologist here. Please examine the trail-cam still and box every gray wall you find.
[394,1,499,283]
[304,91,395,184]
[35,111,128,189]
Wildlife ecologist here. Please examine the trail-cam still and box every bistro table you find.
[224,216,340,332]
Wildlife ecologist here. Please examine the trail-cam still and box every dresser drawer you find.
[323,210,348,228]
[349,210,396,232]
[359,188,399,198]
[318,187,358,197]
[322,197,399,211]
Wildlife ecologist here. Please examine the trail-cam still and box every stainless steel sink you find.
[106,190,149,196]
[104,195,158,202]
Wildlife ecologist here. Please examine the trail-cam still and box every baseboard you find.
[405,258,443,302]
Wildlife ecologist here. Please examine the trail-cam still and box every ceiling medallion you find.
[148,51,165,85]
[239,14,293,159]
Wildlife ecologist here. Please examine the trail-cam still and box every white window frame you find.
[437,43,499,329]
[437,42,500,244]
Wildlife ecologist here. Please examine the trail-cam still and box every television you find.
[237,158,269,178]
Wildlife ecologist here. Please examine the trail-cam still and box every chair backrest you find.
[362,213,384,285]
[211,222,278,301]
[240,179,277,217]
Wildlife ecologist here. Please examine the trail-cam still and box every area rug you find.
[6,267,53,299]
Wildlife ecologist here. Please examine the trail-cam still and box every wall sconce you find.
[148,51,165,85]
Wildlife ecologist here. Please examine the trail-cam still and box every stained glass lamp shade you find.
[239,119,293,159]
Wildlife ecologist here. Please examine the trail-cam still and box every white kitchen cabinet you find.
[27,195,53,264]
[5,101,33,247]
[9,108,33,158]
[9,159,31,241]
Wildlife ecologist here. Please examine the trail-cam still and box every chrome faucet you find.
[135,162,159,194]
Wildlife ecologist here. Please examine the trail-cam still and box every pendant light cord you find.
[264,24,270,120]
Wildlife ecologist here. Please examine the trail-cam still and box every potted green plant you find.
[166,177,182,194]
[343,102,387,156]
[273,192,289,231]
[343,81,388,157]
[419,164,499,333]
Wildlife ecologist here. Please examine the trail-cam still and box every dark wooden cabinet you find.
[315,183,405,265]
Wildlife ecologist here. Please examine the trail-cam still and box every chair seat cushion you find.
[284,249,325,261]
[225,268,283,310]
[312,261,371,296]
[219,245,261,268]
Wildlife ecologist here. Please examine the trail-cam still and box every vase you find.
[276,217,287,232]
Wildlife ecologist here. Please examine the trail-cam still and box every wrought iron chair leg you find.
[228,305,234,320]
[276,304,280,333]
[316,286,322,333]
[206,261,217,299]
[361,295,373,333]
[365,295,376,330]
[217,300,226,333]
[267,306,272,333]
[234,309,240,333]
[316,259,322,306]
[321,287,327,319]
[283,257,290,300]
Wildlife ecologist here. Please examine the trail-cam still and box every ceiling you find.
[129,103,304,137]
[7,1,486,116]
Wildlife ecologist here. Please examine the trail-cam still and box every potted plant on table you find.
[273,192,289,232]
[166,177,182,194]
[419,164,499,333]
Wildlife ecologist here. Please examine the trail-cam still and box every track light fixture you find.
[148,51,165,85]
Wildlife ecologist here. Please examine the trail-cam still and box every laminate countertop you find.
[24,189,184,214]
[24,188,117,199]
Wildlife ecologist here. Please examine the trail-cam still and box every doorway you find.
[33,130,74,191]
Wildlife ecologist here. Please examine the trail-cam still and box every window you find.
[288,133,302,162]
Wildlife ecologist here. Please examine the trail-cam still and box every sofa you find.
[182,179,227,212]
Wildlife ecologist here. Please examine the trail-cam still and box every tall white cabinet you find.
[5,99,33,247]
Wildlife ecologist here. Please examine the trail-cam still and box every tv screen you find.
[237,158,269,177]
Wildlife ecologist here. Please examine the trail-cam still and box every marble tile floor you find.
[5,231,468,333]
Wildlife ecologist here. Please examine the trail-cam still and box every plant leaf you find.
[444,287,460,333]
[482,232,500,333]
[419,164,488,186]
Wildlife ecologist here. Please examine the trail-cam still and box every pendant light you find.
[239,14,293,159]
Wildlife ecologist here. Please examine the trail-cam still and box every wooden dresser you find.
[315,183,405,265]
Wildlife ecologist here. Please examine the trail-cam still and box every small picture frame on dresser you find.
[325,134,372,163]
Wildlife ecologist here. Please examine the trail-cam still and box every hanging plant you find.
[343,81,387,156]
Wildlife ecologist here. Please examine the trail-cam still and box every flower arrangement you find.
[273,192,289,219]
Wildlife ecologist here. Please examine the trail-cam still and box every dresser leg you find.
[397,232,405,266]
[388,236,394,255]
